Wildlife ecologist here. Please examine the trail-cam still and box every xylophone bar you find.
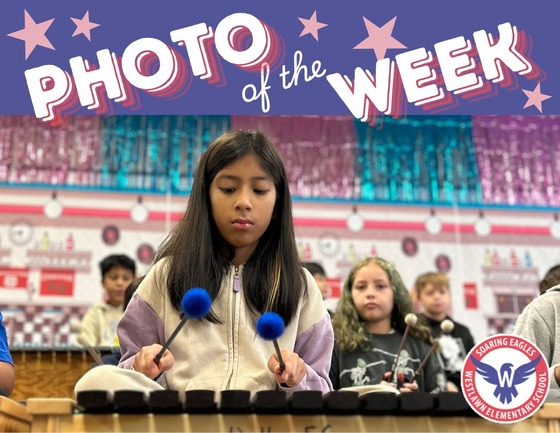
[24,391,560,433]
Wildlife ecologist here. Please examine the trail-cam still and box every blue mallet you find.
[153,288,212,364]
[256,312,286,371]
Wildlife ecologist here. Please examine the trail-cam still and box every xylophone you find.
[23,390,560,433]
[0,396,32,433]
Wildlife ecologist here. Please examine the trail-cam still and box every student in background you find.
[302,262,330,299]
[514,283,560,399]
[414,272,475,392]
[101,276,145,366]
[302,261,335,316]
[0,311,14,396]
[330,257,446,393]
[539,264,560,295]
[123,276,145,312]
[77,254,136,347]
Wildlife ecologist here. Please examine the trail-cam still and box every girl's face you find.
[350,262,394,333]
[210,153,277,266]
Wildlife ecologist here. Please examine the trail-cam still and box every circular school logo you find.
[462,334,549,423]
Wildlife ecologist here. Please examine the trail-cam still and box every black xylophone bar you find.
[149,390,183,413]
[76,389,478,417]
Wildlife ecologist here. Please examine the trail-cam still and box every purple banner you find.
[0,1,558,124]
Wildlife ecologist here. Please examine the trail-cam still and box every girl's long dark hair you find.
[154,130,306,325]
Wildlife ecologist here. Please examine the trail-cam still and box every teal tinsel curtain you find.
[355,116,482,205]
[101,115,230,193]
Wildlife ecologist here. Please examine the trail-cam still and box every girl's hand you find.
[267,349,307,387]
[132,344,175,380]
[398,379,419,393]
[382,371,419,393]
[447,381,459,392]
[381,371,398,388]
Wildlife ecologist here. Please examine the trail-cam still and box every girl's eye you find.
[254,189,269,195]
[220,187,235,194]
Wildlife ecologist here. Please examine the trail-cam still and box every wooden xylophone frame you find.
[10,347,118,401]
[21,391,560,433]
[0,396,32,433]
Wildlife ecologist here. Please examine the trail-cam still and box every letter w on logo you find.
[498,369,514,388]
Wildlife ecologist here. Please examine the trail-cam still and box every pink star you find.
[354,16,406,60]
[7,9,55,60]
[298,11,328,41]
[522,83,552,113]
[71,11,100,41]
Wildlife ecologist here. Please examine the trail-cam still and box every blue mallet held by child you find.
[256,312,286,371]
[153,288,212,364]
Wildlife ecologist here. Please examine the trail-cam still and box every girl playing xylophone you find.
[329,257,447,393]
[75,130,333,396]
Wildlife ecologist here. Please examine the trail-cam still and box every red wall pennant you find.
[0,267,29,289]
[464,283,478,309]
[40,269,75,297]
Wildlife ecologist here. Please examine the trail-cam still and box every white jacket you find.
[118,260,334,393]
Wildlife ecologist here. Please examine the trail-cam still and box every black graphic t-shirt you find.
[419,314,475,390]
[329,331,447,393]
